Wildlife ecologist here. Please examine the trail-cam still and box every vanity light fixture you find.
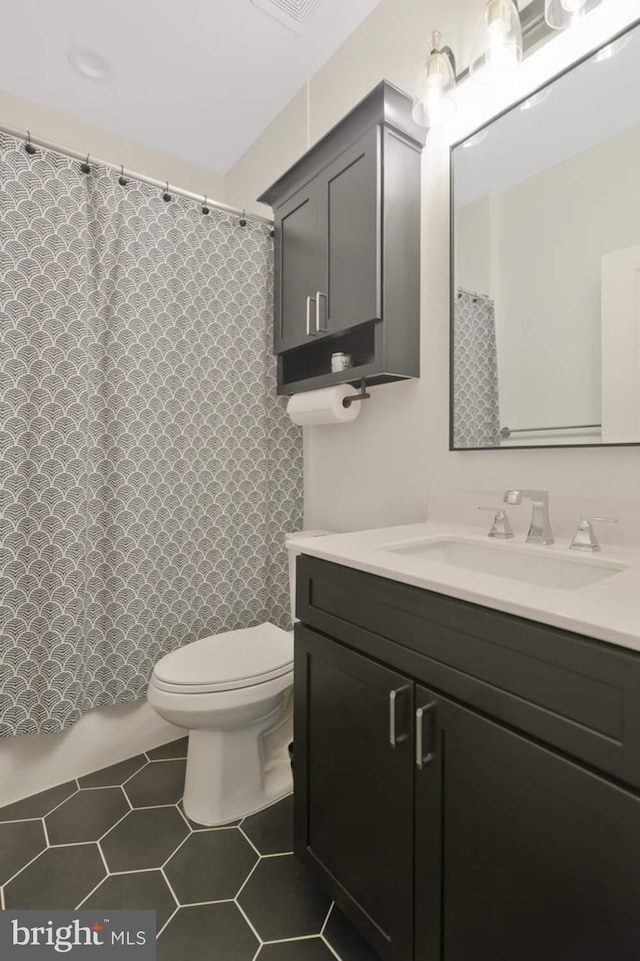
[470,0,523,84]
[593,33,632,61]
[412,31,457,129]
[544,0,603,31]
[520,86,553,109]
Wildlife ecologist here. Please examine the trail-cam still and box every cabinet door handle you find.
[416,702,438,769]
[389,685,410,748]
[315,291,328,333]
[306,296,317,337]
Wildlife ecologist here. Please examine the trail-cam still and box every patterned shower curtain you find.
[0,133,303,736]
[452,291,501,448]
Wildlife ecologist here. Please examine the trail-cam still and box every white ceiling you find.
[0,0,382,174]
[454,22,640,208]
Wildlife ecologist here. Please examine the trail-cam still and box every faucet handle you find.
[478,507,514,540]
[570,516,618,553]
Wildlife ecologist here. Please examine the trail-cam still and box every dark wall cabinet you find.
[294,556,640,961]
[258,82,426,395]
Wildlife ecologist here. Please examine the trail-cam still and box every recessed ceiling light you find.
[462,130,489,149]
[521,87,553,110]
[68,46,112,82]
[593,34,632,62]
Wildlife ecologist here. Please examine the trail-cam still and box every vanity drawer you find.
[296,555,640,790]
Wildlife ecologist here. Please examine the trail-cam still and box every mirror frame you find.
[449,16,640,452]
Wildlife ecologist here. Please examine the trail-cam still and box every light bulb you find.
[412,32,457,128]
[470,0,523,84]
[561,0,586,11]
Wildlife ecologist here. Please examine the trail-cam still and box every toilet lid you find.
[152,623,293,692]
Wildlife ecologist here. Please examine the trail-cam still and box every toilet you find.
[147,531,328,826]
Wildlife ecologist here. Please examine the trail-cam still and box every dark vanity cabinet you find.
[294,556,640,961]
[258,81,426,395]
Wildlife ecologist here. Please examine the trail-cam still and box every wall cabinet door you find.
[415,688,640,961]
[274,184,326,353]
[294,626,415,961]
[316,127,381,337]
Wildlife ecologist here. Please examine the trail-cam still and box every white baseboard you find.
[0,701,185,808]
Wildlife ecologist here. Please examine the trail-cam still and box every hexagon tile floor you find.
[0,738,378,961]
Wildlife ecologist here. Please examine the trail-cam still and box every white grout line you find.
[238,826,263,858]
[127,802,182,812]
[233,856,263,900]
[0,885,4,910]
[175,804,194,833]
[156,905,179,939]
[98,807,134,843]
[175,897,235,909]
[235,898,264,945]
[321,934,345,961]
[251,946,262,961]
[120,763,150,788]
[42,787,81,819]
[2,847,49,889]
[160,830,192,870]
[159,867,181,909]
[0,816,44,826]
[96,840,110,877]
[48,841,99,849]
[259,851,294,859]
[262,935,325,945]
[108,867,159,877]
[75,874,108,909]
[320,902,334,936]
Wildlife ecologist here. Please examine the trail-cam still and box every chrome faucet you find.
[503,490,554,545]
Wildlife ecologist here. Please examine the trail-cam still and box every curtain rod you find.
[0,122,274,227]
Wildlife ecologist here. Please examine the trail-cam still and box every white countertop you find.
[292,521,640,654]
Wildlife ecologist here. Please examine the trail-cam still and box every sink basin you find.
[381,537,627,590]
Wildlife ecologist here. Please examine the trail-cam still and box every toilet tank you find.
[285,531,331,624]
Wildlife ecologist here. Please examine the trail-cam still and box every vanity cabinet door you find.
[294,626,415,961]
[414,688,640,961]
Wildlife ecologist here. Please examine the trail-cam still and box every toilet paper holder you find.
[342,379,371,409]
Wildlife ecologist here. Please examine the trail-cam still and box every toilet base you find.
[182,700,293,826]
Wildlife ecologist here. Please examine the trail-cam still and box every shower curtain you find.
[0,133,303,736]
[453,291,501,448]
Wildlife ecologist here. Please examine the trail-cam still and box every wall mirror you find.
[451,20,640,450]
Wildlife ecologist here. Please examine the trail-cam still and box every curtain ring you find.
[238,208,247,227]
[162,181,172,202]
[80,153,91,174]
[118,164,128,186]
[202,195,210,215]
[24,130,37,155]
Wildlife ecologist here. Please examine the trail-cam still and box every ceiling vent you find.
[251,0,326,34]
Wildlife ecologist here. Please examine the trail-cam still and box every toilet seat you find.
[151,623,293,695]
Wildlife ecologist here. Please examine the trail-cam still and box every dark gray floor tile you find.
[178,801,241,830]
[157,903,258,961]
[80,871,177,928]
[259,939,337,960]
[0,782,77,822]
[164,828,258,904]
[147,738,189,761]
[78,755,147,789]
[0,820,47,884]
[242,795,293,855]
[124,760,186,808]
[239,854,330,941]
[3,844,105,910]
[46,788,129,844]
[324,905,379,961]
[100,807,189,872]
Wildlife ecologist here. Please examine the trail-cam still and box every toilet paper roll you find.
[286,385,361,426]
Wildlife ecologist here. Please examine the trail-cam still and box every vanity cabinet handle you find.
[389,686,411,748]
[416,702,438,769]
[306,296,317,337]
[315,291,328,333]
